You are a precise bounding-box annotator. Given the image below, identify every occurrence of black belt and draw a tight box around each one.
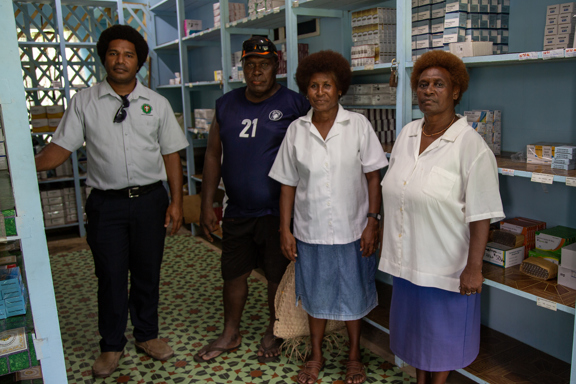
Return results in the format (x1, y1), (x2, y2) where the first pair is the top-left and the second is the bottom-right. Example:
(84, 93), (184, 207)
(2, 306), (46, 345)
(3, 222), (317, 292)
(94, 181), (163, 199)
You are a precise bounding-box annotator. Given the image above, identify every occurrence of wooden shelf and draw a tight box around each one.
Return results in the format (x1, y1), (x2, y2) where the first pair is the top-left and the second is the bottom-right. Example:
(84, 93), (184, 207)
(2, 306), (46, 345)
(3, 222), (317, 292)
(496, 155), (576, 182)
(483, 262), (576, 314)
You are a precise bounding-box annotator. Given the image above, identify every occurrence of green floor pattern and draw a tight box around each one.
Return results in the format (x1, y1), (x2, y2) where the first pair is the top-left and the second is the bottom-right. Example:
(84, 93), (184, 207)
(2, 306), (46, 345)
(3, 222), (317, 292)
(51, 234), (414, 384)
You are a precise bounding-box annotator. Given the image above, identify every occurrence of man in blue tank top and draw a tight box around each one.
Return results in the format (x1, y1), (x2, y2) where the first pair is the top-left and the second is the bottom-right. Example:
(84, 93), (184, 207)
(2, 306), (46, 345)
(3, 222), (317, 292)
(194, 37), (309, 364)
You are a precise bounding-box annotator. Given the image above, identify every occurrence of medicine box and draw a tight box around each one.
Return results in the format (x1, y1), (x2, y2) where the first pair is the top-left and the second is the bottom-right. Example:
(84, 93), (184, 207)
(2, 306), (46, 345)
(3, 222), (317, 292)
(558, 23), (576, 35)
(526, 142), (567, 164)
(183, 20), (202, 36)
(444, 12), (467, 28)
(499, 0), (510, 13)
(547, 4), (560, 16)
(558, 265), (576, 290)
(559, 13), (576, 25)
(449, 41), (493, 57)
(416, 34), (432, 48)
(431, 17), (445, 33)
(46, 105), (64, 118)
(500, 217), (546, 258)
(535, 226), (576, 257)
(560, 242), (576, 270)
(479, 0), (489, 13)
(484, 243), (525, 268)
(446, 0), (468, 13)
(443, 27), (466, 43)
(418, 5), (432, 20)
(560, 2), (576, 14)
(30, 106), (47, 119)
(528, 248), (560, 264)
(432, 2), (446, 18)
(420, 0), (432, 5)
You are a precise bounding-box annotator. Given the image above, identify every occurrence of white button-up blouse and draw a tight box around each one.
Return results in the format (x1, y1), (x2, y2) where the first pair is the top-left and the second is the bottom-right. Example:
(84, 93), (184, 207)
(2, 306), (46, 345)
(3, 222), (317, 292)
(378, 116), (505, 292)
(269, 105), (389, 245)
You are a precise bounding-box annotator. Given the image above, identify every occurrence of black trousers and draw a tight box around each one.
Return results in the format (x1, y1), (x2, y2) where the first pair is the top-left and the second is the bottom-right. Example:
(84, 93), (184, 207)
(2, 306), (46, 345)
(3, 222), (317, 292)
(85, 185), (168, 352)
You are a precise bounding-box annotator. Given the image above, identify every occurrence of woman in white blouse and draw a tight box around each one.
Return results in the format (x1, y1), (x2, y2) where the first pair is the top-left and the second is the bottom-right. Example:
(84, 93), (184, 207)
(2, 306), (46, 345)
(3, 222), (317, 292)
(269, 50), (388, 384)
(379, 50), (504, 384)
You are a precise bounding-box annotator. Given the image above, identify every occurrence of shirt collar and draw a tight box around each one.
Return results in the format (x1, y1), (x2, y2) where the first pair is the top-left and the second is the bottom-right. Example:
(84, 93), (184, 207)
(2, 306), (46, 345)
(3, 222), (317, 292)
(303, 104), (351, 141)
(98, 78), (150, 101)
(409, 114), (467, 141)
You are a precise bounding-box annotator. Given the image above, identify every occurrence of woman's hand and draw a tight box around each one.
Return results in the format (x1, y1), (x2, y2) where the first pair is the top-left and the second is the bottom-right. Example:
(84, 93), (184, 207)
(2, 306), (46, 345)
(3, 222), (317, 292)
(360, 218), (380, 257)
(459, 265), (483, 296)
(280, 227), (298, 262)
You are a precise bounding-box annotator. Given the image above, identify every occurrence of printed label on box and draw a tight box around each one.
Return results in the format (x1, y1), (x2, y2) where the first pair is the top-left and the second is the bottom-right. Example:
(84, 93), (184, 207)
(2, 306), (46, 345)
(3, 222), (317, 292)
(518, 52), (539, 60)
(566, 177), (576, 187)
(537, 298), (557, 311)
(531, 173), (554, 184)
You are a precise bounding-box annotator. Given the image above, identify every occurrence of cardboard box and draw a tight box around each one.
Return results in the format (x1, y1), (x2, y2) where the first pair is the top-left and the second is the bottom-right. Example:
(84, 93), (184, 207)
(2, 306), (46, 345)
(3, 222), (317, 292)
(560, 242), (576, 270)
(558, 265), (576, 290)
(529, 248), (560, 264)
(526, 142), (570, 164)
(445, 0), (468, 13)
(547, 4), (560, 16)
(184, 19), (202, 36)
(46, 105), (64, 118)
(500, 217), (546, 258)
(443, 27), (466, 43)
(536, 226), (576, 257)
(484, 243), (525, 267)
(444, 11), (467, 28)
(449, 41), (493, 57)
(560, 2), (576, 14)
(30, 105), (47, 119)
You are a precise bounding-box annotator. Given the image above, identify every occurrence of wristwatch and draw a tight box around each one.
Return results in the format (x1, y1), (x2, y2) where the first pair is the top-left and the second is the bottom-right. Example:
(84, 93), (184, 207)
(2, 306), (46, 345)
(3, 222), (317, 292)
(367, 213), (381, 221)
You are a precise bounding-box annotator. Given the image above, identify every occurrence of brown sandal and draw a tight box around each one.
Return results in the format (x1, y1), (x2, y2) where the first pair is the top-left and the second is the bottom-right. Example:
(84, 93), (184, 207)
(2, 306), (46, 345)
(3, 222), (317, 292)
(297, 358), (326, 384)
(345, 360), (366, 384)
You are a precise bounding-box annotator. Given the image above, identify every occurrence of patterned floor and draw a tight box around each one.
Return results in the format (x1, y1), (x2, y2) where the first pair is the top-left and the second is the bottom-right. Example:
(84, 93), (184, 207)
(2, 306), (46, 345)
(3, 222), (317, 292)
(50, 234), (414, 384)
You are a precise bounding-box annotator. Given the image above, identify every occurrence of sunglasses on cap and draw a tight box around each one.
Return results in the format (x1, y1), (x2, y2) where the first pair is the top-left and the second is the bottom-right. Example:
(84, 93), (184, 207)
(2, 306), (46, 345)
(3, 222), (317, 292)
(242, 37), (278, 59)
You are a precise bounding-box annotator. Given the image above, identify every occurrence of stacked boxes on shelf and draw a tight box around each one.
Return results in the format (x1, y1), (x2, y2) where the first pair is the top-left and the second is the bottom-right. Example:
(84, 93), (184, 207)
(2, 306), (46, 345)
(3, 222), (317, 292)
(193, 109), (215, 135)
(351, 7), (396, 67)
(30, 105), (64, 133)
(348, 108), (396, 144)
(277, 44), (309, 75)
(247, 0), (284, 17)
(465, 109), (501, 155)
(529, 226), (576, 264)
(552, 145), (576, 170)
(412, 0), (510, 61)
(214, 2), (246, 27)
(526, 142), (576, 167)
(543, 3), (576, 50)
(40, 187), (86, 227)
(341, 83), (397, 107)
(0, 267), (26, 319)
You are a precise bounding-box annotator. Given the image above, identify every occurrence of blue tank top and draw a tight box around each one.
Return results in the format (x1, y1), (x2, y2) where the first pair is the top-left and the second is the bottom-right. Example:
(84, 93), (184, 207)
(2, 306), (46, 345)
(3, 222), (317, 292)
(217, 85), (309, 218)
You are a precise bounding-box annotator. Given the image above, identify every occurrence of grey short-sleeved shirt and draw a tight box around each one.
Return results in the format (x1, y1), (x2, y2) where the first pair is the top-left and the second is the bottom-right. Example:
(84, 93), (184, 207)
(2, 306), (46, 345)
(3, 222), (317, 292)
(52, 79), (188, 190)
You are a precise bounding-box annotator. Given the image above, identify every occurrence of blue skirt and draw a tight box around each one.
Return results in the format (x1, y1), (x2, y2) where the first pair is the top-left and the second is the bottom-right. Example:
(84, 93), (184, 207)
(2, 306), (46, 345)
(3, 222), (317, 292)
(390, 277), (481, 372)
(295, 239), (378, 321)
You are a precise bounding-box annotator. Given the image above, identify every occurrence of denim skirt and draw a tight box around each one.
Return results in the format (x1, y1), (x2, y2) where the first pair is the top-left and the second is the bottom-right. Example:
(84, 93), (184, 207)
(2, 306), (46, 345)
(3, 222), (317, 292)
(390, 277), (481, 372)
(294, 239), (378, 321)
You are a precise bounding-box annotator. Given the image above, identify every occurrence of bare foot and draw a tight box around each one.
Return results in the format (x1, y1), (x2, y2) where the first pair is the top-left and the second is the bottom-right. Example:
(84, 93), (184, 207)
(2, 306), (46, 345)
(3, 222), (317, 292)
(193, 334), (241, 363)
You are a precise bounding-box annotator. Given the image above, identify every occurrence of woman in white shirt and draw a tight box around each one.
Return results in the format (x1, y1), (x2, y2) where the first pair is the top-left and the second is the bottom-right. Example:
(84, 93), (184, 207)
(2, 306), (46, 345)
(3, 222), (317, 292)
(379, 50), (504, 384)
(269, 50), (388, 384)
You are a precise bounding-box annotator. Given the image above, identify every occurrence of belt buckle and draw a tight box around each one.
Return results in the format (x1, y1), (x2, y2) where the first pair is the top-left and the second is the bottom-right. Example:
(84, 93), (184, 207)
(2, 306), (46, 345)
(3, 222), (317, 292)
(128, 187), (140, 198)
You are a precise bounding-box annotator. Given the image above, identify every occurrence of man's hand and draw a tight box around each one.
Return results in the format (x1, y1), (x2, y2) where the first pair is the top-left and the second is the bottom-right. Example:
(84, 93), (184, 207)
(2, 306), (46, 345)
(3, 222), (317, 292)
(200, 207), (219, 242)
(165, 202), (183, 235)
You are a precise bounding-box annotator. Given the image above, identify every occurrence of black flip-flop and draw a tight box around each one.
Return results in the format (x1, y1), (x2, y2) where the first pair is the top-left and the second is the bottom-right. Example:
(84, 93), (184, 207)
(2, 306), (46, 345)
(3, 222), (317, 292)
(193, 341), (241, 364)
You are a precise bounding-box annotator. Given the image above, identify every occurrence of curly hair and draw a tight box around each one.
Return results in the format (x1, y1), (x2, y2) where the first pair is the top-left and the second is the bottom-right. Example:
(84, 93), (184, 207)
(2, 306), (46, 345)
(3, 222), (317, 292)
(411, 50), (469, 105)
(295, 50), (352, 96)
(97, 24), (149, 71)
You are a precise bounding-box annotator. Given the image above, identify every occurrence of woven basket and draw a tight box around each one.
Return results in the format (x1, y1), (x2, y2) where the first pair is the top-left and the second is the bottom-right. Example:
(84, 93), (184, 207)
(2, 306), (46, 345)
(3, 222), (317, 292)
(273, 261), (345, 339)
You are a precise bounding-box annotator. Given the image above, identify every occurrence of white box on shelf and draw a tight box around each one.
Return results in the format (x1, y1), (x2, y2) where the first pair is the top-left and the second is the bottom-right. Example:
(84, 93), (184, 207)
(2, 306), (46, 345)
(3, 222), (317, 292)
(547, 15), (559, 26)
(484, 243), (525, 268)
(444, 11), (467, 29)
(558, 265), (576, 290)
(443, 27), (466, 43)
(561, 243), (576, 270)
(545, 25), (558, 36)
(560, 2), (576, 14)
(547, 4), (560, 16)
(449, 41), (493, 57)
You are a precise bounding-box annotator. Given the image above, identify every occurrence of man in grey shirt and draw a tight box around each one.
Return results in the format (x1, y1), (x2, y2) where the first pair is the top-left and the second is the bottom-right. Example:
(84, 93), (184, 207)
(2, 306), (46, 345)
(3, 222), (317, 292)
(35, 25), (188, 378)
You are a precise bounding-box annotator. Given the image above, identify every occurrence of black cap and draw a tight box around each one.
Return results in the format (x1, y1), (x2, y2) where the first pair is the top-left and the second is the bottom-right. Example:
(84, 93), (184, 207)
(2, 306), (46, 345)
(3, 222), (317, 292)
(241, 36), (278, 60)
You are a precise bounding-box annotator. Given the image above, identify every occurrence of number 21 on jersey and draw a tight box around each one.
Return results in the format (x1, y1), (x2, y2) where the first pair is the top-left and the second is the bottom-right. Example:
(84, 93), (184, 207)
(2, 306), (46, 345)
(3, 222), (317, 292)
(239, 118), (258, 138)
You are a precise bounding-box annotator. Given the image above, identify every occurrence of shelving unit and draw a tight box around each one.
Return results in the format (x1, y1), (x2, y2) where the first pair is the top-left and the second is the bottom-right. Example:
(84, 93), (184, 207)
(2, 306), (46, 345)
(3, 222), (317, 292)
(13, 0), (152, 237)
(149, 0), (576, 382)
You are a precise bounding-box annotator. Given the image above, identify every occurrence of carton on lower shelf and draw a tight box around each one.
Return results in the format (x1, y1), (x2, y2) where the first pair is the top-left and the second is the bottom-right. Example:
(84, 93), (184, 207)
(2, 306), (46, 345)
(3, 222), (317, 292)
(535, 226), (576, 258)
(558, 265), (576, 290)
(560, 242), (576, 270)
(483, 242), (525, 267)
(500, 217), (546, 258)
